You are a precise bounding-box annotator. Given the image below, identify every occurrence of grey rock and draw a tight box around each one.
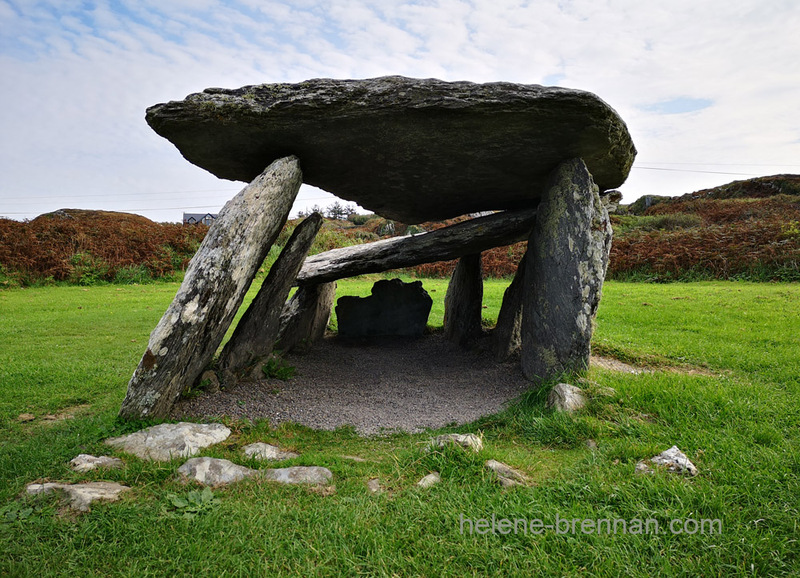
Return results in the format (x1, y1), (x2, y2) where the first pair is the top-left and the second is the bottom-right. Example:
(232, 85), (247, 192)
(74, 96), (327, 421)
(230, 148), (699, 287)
(146, 76), (635, 223)
(546, 383), (587, 413)
(276, 282), (336, 354)
(177, 457), (258, 485)
(242, 442), (299, 461)
(634, 461), (653, 475)
(417, 472), (441, 488)
(219, 213), (323, 374)
(69, 454), (124, 473)
(650, 445), (698, 476)
(119, 157), (302, 419)
(522, 158), (613, 381)
(199, 370), (220, 394)
(585, 439), (598, 450)
(428, 433), (484, 453)
(492, 252), (527, 361)
(105, 422), (231, 462)
(485, 459), (530, 487)
(336, 278), (432, 338)
(261, 466), (333, 485)
(366, 478), (382, 494)
(26, 481), (129, 512)
(443, 254), (484, 346)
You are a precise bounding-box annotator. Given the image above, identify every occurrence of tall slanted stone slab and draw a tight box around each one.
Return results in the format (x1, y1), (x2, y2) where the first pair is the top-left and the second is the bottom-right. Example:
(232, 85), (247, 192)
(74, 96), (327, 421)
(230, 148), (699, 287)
(521, 158), (612, 381)
(275, 282), (336, 354)
(218, 213), (323, 375)
(492, 252), (528, 361)
(443, 254), (484, 346)
(119, 156), (302, 419)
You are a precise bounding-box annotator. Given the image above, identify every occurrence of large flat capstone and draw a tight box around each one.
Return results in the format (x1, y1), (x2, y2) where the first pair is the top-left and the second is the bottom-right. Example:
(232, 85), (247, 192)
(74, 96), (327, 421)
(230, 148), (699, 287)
(146, 76), (636, 223)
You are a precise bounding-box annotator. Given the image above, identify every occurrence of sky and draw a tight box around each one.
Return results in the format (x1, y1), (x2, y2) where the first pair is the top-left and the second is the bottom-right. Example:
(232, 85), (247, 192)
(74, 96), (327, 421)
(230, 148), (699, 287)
(1, 0), (799, 223)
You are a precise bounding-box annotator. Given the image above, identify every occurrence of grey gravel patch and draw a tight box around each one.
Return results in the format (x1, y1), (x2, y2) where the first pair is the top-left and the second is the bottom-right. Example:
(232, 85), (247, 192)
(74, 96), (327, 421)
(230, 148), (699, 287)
(173, 334), (533, 435)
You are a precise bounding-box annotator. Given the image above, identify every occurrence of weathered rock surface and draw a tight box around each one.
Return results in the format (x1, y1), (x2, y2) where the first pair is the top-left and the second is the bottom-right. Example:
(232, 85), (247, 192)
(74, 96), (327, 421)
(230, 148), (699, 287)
(492, 252), (528, 361)
(178, 457), (257, 485)
(219, 212), (323, 374)
(443, 254), (484, 346)
(26, 481), (130, 512)
(261, 466), (333, 485)
(428, 433), (484, 453)
(485, 459), (530, 487)
(275, 282), (336, 354)
(70, 454), (124, 473)
(366, 478), (383, 494)
(105, 422), (231, 462)
(522, 158), (613, 380)
(119, 157), (302, 419)
(648, 445), (698, 476)
(336, 278), (432, 337)
(545, 383), (587, 413)
(417, 472), (441, 488)
(297, 208), (537, 285)
(146, 76), (635, 223)
(242, 442), (299, 461)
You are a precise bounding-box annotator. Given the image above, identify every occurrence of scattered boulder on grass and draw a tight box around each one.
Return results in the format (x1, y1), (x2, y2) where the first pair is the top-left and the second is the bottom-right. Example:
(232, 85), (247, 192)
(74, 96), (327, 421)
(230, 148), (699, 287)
(546, 383), (587, 413)
(178, 457), (258, 486)
(26, 481), (130, 512)
(105, 422), (231, 462)
(428, 433), (484, 453)
(638, 446), (698, 476)
(485, 459), (530, 487)
(417, 472), (442, 488)
(261, 466), (333, 486)
(242, 443), (299, 461)
(70, 454), (124, 473)
(367, 478), (383, 494)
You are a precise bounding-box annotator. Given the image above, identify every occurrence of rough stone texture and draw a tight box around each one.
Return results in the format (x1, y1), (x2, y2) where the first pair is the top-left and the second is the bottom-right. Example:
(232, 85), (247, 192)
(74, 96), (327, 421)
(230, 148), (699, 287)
(26, 481), (130, 512)
(416, 472), (441, 488)
(218, 213), (323, 374)
(428, 433), (483, 453)
(492, 252), (528, 361)
(649, 445), (698, 476)
(70, 454), (124, 473)
(119, 157), (302, 419)
(298, 208), (537, 285)
(275, 282), (336, 353)
(242, 442), (299, 461)
(177, 457), (258, 485)
(367, 478), (382, 494)
(485, 459), (530, 487)
(545, 383), (587, 413)
(105, 422), (231, 462)
(336, 278), (432, 338)
(146, 76), (636, 223)
(443, 254), (484, 346)
(199, 370), (221, 394)
(261, 466), (333, 485)
(521, 158), (613, 381)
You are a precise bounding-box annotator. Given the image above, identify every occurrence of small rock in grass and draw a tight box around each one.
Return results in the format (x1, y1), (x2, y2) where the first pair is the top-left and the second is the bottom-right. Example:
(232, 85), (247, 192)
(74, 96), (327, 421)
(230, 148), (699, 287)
(367, 478), (382, 494)
(70, 454), (124, 473)
(105, 422), (231, 462)
(546, 383), (587, 413)
(585, 439), (598, 450)
(417, 472), (441, 488)
(428, 433), (483, 453)
(634, 461), (653, 475)
(18, 413), (36, 422)
(340, 455), (368, 462)
(26, 481), (129, 512)
(178, 457), (258, 486)
(650, 445), (698, 476)
(485, 459), (530, 487)
(199, 370), (221, 394)
(261, 466), (333, 486)
(242, 442), (299, 461)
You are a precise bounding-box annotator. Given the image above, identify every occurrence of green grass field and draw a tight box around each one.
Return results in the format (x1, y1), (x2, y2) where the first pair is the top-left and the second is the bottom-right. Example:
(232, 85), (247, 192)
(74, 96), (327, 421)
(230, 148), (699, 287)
(1, 279), (799, 576)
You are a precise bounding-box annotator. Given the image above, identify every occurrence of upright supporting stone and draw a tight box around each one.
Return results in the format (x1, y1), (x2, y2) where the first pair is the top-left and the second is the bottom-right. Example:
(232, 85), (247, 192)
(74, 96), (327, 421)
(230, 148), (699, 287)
(521, 158), (612, 381)
(443, 253), (484, 346)
(492, 252), (528, 361)
(218, 213), (324, 376)
(275, 282), (336, 354)
(118, 156), (302, 419)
